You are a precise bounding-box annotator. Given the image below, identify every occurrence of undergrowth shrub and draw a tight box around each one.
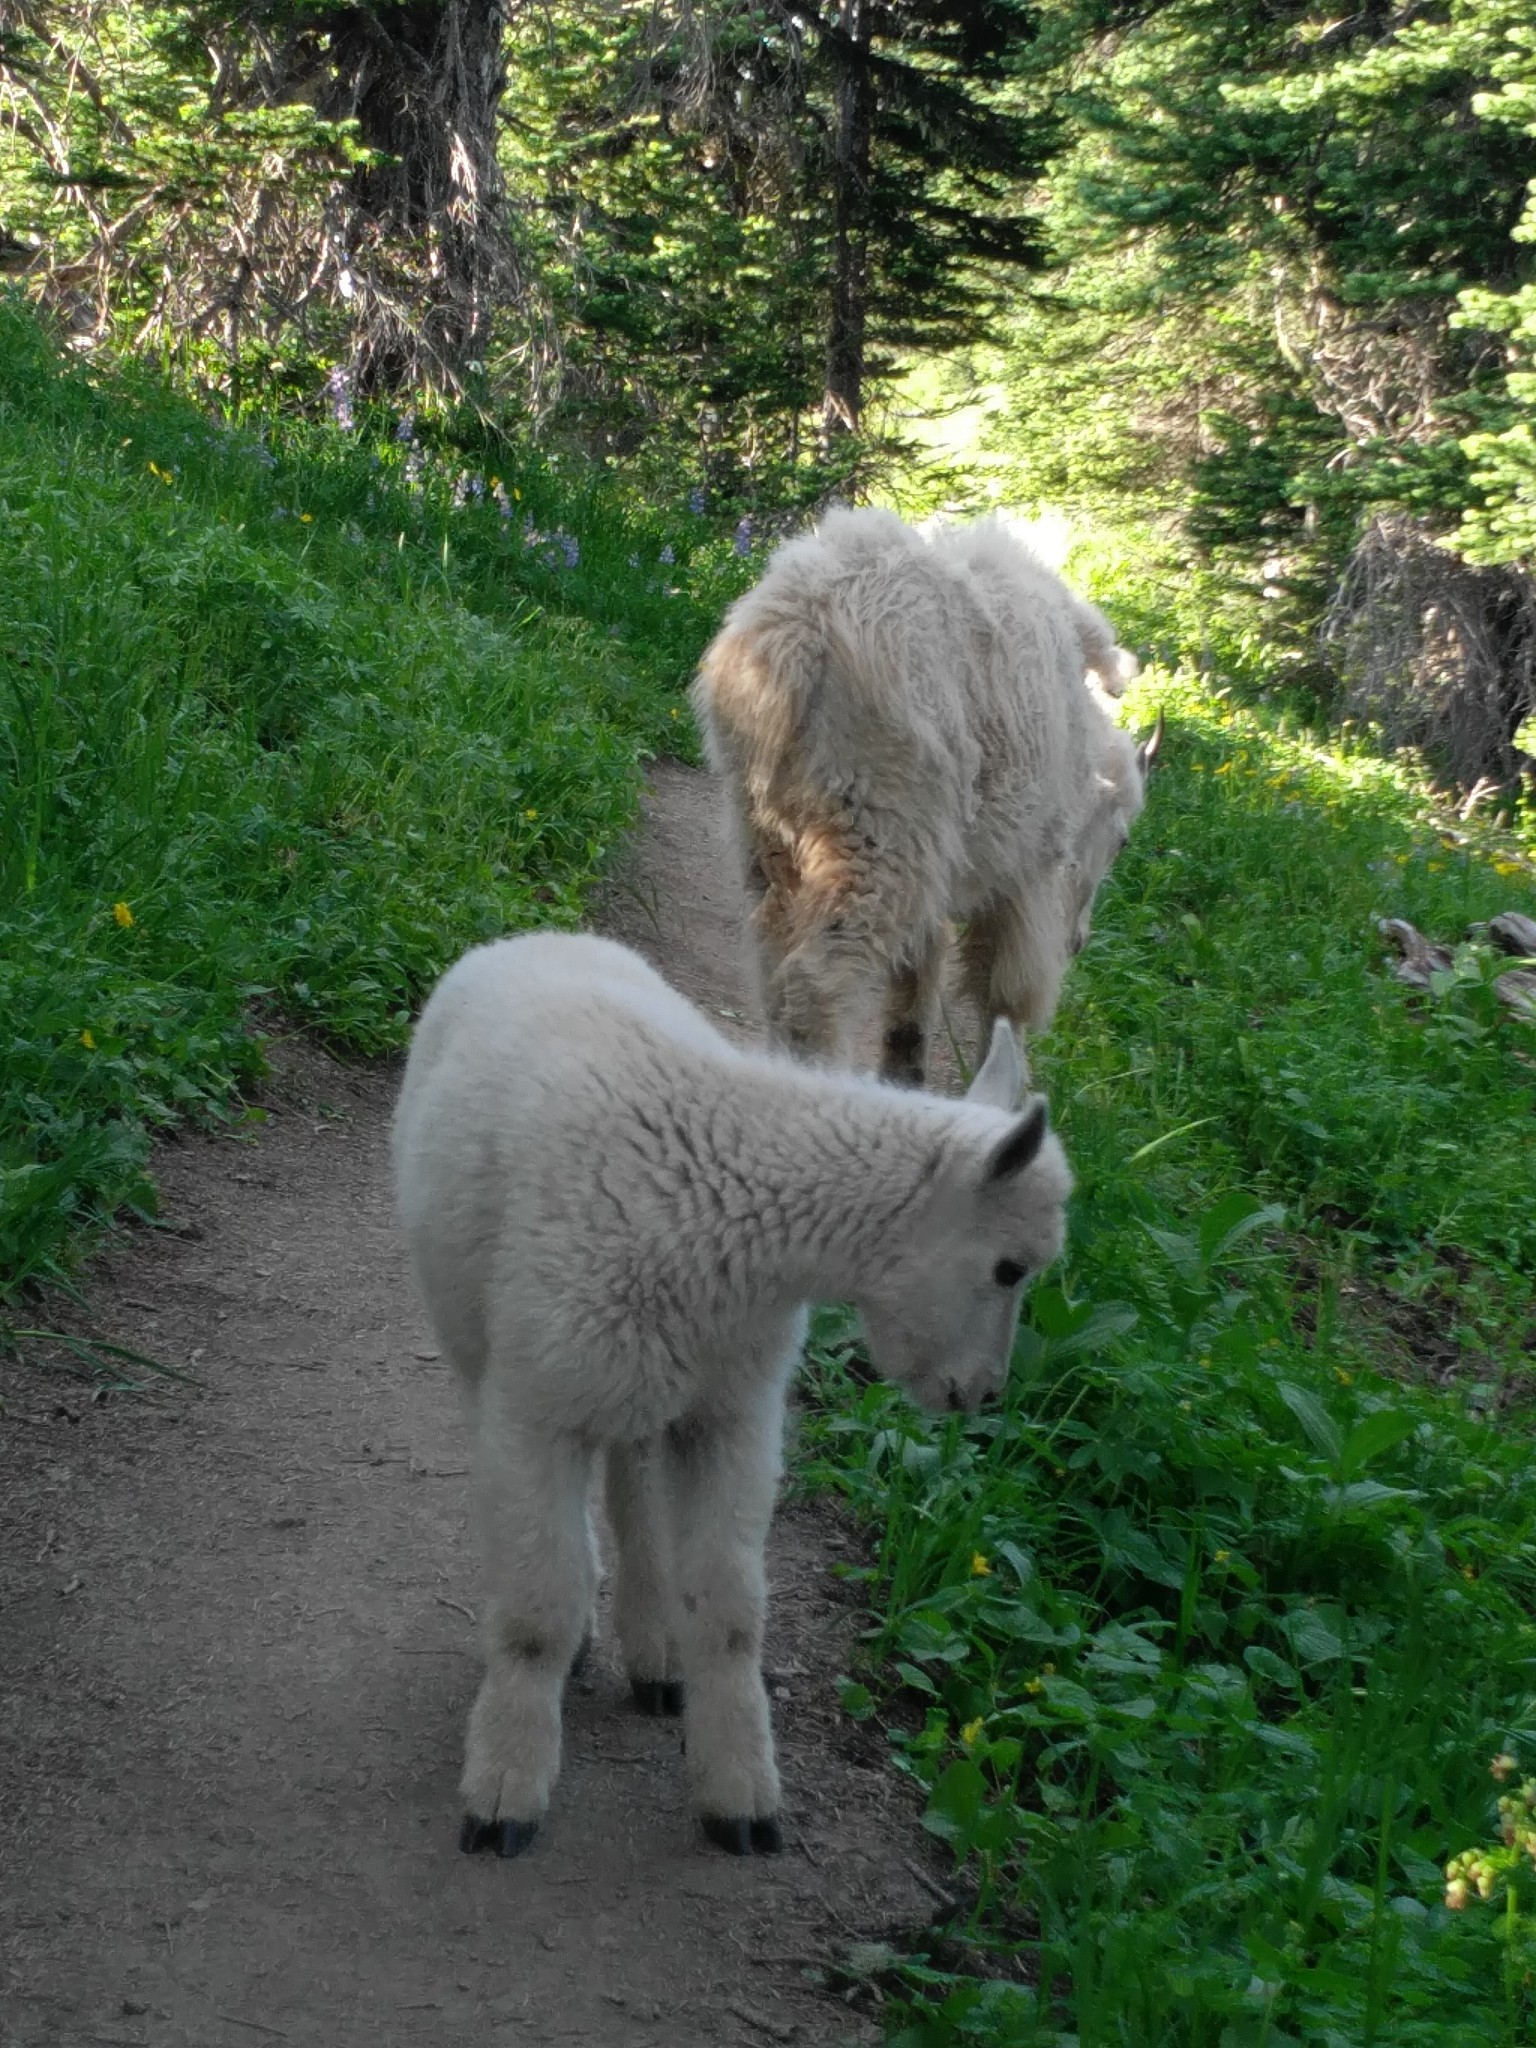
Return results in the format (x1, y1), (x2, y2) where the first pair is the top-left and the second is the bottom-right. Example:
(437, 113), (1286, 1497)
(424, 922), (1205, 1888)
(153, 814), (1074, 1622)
(0, 298), (748, 1298)
(798, 671), (1536, 2044)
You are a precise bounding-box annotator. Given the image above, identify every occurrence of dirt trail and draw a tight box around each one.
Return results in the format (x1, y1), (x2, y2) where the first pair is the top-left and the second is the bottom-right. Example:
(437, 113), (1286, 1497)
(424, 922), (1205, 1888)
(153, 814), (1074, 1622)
(0, 763), (943, 2048)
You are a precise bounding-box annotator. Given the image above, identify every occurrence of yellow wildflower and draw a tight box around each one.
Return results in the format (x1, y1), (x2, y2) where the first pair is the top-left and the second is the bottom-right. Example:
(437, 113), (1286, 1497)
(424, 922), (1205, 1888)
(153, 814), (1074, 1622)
(960, 1717), (984, 1748)
(670, 707), (680, 719)
(1492, 1753), (1518, 1783)
(1024, 1677), (1044, 1696)
(299, 513), (314, 524)
(80, 1029), (96, 1050)
(1334, 1367), (1353, 1385)
(112, 901), (134, 928)
(1213, 1549), (1230, 1564)
(524, 808), (539, 822)
(1493, 859), (1527, 879)
(969, 1552), (991, 1577)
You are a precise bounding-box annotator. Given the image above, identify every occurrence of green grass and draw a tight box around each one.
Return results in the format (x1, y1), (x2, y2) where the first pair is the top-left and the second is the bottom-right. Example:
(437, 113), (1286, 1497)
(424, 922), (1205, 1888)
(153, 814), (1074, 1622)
(796, 674), (1536, 2045)
(10, 297), (1536, 2036)
(0, 298), (746, 1301)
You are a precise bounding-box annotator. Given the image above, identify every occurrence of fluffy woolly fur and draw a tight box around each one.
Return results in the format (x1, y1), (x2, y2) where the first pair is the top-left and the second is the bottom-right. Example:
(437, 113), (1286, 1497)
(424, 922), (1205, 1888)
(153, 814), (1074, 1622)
(393, 932), (1073, 1859)
(692, 506), (1162, 1085)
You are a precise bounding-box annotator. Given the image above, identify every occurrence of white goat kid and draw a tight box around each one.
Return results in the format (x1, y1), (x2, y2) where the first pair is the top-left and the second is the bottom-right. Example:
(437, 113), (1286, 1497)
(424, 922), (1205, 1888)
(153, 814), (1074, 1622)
(693, 506), (1163, 1086)
(393, 932), (1072, 1859)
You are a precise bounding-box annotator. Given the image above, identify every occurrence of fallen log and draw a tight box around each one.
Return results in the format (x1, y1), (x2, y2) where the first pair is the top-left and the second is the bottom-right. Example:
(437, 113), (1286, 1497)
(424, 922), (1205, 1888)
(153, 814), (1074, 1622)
(1488, 911), (1536, 961)
(1376, 914), (1536, 1022)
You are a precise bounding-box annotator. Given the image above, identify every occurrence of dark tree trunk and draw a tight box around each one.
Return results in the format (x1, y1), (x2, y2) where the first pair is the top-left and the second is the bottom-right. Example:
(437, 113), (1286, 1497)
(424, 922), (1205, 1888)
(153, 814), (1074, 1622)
(822, 0), (873, 444)
(320, 0), (513, 389)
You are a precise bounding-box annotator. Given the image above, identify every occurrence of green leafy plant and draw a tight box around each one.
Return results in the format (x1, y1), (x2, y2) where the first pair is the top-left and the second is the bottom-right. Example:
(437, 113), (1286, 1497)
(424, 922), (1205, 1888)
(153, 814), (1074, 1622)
(0, 297), (750, 1299)
(795, 665), (1536, 2044)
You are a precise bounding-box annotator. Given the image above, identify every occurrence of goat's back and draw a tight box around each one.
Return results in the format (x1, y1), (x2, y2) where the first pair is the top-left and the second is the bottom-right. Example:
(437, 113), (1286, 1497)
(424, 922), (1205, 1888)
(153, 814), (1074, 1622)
(694, 507), (1119, 912)
(393, 934), (733, 1387)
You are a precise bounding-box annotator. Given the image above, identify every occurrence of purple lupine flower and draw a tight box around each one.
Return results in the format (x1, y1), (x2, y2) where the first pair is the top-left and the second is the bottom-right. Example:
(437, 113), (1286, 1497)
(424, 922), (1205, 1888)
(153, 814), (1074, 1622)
(395, 409), (417, 445)
(468, 473), (485, 502)
(733, 515), (754, 556)
(326, 364), (355, 432)
(559, 532), (579, 568)
(493, 481), (513, 519)
(658, 543), (676, 565)
(688, 485), (707, 514)
(452, 471), (469, 509)
(403, 446), (424, 489)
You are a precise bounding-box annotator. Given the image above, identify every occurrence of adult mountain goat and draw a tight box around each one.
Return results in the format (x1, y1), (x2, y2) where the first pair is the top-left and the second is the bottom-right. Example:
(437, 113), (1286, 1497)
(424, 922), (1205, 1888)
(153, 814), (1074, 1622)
(693, 507), (1162, 1084)
(394, 932), (1071, 1859)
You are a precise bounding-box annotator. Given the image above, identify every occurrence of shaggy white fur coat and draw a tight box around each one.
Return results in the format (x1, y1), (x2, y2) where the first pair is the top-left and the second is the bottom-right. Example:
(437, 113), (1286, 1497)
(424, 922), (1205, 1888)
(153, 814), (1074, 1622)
(693, 506), (1158, 1082)
(393, 931), (1072, 1857)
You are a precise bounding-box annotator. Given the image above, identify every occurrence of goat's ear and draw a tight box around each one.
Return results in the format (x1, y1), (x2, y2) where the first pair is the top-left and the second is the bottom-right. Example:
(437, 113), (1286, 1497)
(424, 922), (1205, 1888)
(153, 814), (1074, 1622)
(967, 1018), (1025, 1109)
(1137, 710), (1166, 776)
(985, 1098), (1049, 1182)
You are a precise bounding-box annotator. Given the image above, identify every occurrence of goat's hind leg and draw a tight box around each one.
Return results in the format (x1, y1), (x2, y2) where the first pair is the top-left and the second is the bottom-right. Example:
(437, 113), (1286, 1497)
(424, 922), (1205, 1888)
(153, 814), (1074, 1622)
(605, 1437), (683, 1716)
(771, 896), (894, 1073)
(880, 924), (948, 1087)
(460, 1395), (596, 1859)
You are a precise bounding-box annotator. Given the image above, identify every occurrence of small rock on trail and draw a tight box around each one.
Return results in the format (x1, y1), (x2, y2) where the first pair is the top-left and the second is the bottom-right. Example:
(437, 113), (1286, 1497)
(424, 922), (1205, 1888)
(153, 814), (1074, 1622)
(0, 761), (945, 2047)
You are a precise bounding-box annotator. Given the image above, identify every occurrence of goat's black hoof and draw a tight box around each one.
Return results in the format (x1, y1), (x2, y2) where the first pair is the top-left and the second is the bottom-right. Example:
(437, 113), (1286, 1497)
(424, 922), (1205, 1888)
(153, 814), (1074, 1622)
(631, 1676), (685, 1716)
(700, 1813), (783, 1856)
(459, 1813), (538, 1859)
(702, 1813), (753, 1855)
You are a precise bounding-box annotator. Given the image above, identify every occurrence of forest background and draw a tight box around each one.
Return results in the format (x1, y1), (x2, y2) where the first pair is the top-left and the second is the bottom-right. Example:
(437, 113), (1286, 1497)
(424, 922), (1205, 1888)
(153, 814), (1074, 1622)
(6, 4), (1536, 2045)
(5, 0), (1536, 785)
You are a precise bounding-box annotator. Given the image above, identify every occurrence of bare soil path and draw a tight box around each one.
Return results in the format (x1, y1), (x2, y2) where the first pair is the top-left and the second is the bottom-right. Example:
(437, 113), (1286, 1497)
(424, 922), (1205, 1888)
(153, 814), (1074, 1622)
(0, 763), (943, 2048)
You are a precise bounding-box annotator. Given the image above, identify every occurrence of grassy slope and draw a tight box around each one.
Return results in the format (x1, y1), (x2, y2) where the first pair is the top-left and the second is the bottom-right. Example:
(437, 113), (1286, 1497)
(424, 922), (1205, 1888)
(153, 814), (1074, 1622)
(801, 676), (1536, 2044)
(9, 300), (1536, 2039)
(0, 300), (741, 1300)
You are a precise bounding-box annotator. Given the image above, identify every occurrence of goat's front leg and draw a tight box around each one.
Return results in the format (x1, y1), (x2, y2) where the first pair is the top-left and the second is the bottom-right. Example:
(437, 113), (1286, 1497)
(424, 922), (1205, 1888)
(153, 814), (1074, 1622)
(605, 1437), (683, 1716)
(460, 1395), (596, 1859)
(665, 1381), (786, 1855)
(960, 891), (1064, 1053)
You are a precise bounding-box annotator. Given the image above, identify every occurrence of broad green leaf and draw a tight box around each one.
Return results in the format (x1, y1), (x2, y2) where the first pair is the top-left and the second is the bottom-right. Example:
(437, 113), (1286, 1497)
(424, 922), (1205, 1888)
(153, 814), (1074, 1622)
(1339, 1406), (1419, 1478)
(1276, 1381), (1343, 1464)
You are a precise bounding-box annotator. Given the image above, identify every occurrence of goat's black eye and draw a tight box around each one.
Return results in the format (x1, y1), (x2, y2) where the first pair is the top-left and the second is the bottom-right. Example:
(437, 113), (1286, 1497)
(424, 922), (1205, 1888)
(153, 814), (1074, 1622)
(994, 1258), (1026, 1288)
